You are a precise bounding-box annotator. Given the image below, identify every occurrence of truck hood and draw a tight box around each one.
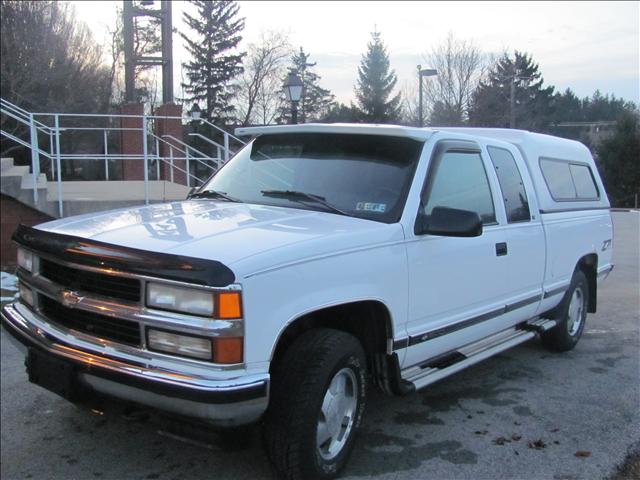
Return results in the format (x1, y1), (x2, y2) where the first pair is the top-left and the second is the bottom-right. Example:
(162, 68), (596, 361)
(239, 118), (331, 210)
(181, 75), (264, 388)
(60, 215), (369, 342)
(37, 201), (404, 278)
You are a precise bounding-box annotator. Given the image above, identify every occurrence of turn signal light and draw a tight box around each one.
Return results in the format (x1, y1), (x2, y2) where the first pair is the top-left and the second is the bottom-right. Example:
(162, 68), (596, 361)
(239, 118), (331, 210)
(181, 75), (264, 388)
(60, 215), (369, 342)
(213, 337), (243, 364)
(217, 292), (242, 319)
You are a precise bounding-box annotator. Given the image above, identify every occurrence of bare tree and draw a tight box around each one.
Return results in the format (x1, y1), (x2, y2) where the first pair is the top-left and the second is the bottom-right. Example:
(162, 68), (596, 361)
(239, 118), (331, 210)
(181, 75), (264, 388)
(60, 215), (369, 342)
(1, 1), (111, 156)
(236, 31), (292, 125)
(422, 33), (485, 126)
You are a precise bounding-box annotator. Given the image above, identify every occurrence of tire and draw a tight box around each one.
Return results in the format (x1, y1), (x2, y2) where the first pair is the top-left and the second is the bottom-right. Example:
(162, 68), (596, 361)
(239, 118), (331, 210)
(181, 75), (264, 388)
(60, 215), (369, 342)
(263, 328), (367, 480)
(541, 270), (589, 352)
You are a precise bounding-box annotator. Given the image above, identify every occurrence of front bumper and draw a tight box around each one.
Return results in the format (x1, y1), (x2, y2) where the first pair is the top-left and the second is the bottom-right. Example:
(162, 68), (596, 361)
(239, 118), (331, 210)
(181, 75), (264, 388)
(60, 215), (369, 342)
(1, 303), (269, 426)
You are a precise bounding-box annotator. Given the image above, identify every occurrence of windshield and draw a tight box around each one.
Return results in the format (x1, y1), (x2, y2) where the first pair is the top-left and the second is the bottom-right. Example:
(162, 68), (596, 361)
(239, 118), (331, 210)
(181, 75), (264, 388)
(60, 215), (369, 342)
(199, 133), (424, 223)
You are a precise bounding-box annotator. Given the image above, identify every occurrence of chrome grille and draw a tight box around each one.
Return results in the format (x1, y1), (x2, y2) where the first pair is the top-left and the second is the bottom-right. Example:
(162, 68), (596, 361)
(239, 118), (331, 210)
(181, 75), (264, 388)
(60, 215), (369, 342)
(39, 295), (141, 347)
(40, 258), (141, 302)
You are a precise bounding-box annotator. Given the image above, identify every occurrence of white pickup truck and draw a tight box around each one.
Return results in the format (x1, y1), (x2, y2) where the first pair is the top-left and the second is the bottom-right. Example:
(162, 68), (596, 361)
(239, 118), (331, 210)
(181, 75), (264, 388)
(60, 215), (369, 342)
(2, 124), (614, 479)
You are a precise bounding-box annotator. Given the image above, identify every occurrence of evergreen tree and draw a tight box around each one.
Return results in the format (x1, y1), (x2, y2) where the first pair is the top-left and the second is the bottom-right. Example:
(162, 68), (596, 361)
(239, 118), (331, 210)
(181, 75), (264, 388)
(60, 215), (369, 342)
(181, 1), (244, 124)
(469, 51), (554, 131)
(354, 31), (402, 123)
(322, 102), (360, 123)
(597, 111), (640, 207)
(277, 48), (334, 124)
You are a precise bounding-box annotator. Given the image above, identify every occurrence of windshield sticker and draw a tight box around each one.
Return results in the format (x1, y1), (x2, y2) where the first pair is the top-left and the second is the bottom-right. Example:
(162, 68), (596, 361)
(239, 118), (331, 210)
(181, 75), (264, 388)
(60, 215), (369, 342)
(356, 202), (387, 213)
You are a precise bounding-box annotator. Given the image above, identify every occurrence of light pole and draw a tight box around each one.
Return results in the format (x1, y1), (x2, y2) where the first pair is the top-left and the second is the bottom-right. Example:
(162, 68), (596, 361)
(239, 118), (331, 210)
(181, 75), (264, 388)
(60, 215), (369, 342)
(508, 75), (531, 128)
(283, 72), (303, 124)
(417, 65), (438, 128)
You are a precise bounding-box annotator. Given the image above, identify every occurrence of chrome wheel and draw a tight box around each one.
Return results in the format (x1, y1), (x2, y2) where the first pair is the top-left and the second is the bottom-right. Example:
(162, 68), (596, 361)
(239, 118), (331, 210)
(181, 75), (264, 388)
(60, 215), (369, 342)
(566, 287), (585, 336)
(316, 367), (358, 461)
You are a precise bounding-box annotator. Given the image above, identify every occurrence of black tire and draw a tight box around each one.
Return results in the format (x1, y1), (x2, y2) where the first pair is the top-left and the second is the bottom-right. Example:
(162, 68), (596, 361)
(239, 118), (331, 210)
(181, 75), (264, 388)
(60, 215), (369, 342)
(541, 270), (589, 352)
(263, 328), (367, 480)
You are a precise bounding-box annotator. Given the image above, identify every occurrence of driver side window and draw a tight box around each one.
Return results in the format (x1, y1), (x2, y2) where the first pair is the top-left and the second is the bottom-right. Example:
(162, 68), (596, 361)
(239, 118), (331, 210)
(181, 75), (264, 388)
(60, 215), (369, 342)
(423, 150), (496, 224)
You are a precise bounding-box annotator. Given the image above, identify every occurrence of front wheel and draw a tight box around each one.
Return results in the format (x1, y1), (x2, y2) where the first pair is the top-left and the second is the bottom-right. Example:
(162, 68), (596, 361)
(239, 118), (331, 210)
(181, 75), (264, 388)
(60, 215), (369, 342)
(541, 270), (589, 352)
(263, 329), (367, 480)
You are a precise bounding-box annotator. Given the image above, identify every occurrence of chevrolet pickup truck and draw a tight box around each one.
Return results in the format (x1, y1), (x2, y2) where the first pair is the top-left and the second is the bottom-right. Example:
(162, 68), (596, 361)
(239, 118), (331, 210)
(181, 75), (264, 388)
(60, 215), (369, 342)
(2, 124), (614, 479)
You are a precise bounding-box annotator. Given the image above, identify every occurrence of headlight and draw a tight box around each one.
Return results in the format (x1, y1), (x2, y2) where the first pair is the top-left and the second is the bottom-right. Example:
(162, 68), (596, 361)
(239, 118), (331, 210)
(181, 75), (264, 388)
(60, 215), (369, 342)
(17, 247), (34, 273)
(146, 282), (214, 316)
(147, 328), (213, 360)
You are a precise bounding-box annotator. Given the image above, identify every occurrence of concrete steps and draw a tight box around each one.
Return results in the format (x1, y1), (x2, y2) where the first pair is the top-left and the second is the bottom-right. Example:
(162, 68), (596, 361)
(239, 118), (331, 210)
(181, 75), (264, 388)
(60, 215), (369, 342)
(1, 157), (192, 218)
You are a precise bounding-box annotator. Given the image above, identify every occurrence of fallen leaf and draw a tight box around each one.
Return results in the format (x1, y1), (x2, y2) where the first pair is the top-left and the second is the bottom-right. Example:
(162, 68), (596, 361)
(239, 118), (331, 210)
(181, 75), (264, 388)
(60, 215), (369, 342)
(493, 436), (511, 445)
(474, 430), (488, 435)
(550, 428), (560, 433)
(528, 439), (546, 449)
(514, 421), (521, 426)
(511, 434), (522, 441)
(575, 451), (591, 458)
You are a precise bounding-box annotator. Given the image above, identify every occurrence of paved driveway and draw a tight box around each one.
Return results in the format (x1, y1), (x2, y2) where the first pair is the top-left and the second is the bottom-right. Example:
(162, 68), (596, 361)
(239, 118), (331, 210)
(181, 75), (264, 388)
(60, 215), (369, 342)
(1, 212), (638, 480)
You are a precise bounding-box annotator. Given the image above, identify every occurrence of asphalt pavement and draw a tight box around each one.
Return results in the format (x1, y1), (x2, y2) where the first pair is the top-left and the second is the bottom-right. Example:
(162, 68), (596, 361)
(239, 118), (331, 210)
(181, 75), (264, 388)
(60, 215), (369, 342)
(1, 211), (638, 480)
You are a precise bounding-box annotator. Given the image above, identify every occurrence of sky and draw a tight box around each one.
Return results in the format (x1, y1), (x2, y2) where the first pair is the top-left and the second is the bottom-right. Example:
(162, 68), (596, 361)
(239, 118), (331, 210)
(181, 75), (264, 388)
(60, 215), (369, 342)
(70, 1), (640, 105)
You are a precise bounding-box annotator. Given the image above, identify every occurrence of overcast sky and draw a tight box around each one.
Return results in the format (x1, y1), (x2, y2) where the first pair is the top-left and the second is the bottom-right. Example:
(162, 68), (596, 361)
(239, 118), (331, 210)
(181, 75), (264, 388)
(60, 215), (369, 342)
(71, 1), (639, 105)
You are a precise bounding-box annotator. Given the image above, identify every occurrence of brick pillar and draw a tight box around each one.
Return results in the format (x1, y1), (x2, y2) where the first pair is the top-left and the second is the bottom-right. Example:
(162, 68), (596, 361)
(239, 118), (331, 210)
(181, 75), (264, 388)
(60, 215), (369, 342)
(155, 103), (186, 185)
(120, 103), (145, 180)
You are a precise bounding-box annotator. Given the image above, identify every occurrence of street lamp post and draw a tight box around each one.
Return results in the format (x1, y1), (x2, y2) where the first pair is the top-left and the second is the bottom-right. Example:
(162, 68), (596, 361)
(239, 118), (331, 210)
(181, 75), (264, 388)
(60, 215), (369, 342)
(283, 72), (303, 124)
(417, 65), (438, 128)
(189, 102), (202, 123)
(508, 75), (531, 128)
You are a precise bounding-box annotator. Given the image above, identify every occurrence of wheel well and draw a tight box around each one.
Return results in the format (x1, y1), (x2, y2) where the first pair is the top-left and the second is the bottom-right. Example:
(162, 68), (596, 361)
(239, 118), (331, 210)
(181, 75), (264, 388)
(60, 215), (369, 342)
(577, 254), (597, 313)
(270, 301), (392, 376)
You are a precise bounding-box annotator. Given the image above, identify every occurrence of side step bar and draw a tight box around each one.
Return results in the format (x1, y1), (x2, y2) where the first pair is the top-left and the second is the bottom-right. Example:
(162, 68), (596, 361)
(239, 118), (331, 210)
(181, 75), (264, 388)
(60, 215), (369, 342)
(402, 319), (557, 392)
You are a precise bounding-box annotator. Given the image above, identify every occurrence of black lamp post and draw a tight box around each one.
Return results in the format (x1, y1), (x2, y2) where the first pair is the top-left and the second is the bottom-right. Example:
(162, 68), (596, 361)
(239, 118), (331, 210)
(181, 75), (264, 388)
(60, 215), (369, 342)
(283, 72), (303, 124)
(189, 103), (202, 123)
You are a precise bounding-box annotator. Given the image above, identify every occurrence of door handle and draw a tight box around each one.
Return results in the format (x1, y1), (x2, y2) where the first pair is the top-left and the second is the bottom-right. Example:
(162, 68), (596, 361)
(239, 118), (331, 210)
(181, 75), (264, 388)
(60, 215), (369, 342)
(496, 242), (508, 256)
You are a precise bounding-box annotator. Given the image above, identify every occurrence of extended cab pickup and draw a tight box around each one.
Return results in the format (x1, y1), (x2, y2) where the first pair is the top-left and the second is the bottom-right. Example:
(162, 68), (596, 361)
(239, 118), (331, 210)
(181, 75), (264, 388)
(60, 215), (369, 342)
(2, 124), (614, 479)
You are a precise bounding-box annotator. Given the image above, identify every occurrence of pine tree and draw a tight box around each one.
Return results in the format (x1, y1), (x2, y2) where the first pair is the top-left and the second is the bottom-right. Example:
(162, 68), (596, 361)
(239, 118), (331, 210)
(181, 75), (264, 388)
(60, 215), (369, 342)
(354, 31), (402, 123)
(277, 48), (334, 124)
(469, 51), (554, 131)
(597, 111), (640, 207)
(181, 1), (245, 124)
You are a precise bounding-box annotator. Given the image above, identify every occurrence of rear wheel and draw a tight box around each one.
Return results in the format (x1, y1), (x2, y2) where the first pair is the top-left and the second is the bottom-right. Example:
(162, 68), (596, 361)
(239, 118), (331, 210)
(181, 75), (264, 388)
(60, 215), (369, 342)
(263, 328), (366, 480)
(542, 270), (589, 352)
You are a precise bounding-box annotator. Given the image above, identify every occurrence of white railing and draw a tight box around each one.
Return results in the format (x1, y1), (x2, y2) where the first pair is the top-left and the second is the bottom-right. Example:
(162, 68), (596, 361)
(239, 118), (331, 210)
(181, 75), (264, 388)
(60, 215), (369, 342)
(0, 98), (247, 217)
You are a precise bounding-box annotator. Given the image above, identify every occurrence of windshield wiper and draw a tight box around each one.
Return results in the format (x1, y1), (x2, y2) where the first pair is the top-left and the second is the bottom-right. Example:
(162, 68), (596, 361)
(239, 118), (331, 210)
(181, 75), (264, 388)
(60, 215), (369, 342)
(188, 190), (241, 202)
(261, 190), (350, 216)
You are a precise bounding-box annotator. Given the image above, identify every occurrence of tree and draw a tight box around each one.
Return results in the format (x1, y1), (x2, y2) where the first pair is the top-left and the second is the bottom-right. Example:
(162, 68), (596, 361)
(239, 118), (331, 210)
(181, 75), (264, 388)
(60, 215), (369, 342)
(181, 1), (245, 124)
(354, 31), (402, 123)
(597, 111), (640, 207)
(236, 31), (291, 126)
(422, 33), (485, 126)
(1, 1), (111, 155)
(277, 48), (335, 124)
(322, 102), (360, 123)
(469, 51), (555, 131)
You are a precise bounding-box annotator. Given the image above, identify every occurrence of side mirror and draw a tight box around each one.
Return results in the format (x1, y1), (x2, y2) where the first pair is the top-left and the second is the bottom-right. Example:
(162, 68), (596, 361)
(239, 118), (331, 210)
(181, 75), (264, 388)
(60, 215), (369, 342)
(415, 206), (483, 237)
(187, 187), (197, 199)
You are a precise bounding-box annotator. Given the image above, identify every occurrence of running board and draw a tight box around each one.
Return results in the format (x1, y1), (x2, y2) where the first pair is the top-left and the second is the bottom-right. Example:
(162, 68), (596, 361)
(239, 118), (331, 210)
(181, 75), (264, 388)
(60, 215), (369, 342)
(402, 319), (557, 392)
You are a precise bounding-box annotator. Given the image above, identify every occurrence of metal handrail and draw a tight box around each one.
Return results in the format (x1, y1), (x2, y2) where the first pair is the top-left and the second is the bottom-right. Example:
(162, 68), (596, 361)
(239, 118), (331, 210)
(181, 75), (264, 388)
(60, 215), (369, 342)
(1, 96), (238, 218)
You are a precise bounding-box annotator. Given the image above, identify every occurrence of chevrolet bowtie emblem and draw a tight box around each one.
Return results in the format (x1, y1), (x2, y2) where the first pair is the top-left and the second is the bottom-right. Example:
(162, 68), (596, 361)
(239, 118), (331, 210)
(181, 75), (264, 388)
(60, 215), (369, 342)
(61, 290), (83, 307)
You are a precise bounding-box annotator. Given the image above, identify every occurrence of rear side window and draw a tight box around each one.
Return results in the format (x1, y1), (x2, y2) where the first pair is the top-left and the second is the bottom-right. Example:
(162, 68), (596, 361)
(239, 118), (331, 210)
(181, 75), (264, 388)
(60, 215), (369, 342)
(423, 150), (496, 224)
(569, 164), (599, 199)
(540, 158), (599, 201)
(487, 146), (531, 223)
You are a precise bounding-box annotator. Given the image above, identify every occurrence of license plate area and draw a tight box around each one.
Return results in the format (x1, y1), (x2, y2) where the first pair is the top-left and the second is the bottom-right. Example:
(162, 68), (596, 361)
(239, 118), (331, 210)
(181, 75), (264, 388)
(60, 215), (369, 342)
(26, 349), (81, 401)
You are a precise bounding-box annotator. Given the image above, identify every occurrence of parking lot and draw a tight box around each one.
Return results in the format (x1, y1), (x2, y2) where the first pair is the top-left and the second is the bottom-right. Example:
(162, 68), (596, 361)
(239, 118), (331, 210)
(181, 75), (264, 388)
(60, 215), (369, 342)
(1, 211), (638, 480)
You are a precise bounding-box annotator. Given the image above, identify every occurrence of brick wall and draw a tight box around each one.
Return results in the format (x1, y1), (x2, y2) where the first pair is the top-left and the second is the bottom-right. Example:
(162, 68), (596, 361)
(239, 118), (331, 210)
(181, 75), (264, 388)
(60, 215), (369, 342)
(120, 103), (145, 181)
(1, 195), (53, 268)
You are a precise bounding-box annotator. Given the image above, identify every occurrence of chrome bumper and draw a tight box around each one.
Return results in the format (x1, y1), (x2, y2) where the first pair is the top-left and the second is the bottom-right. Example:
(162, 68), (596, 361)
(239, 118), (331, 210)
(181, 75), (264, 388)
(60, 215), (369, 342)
(1, 303), (269, 426)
